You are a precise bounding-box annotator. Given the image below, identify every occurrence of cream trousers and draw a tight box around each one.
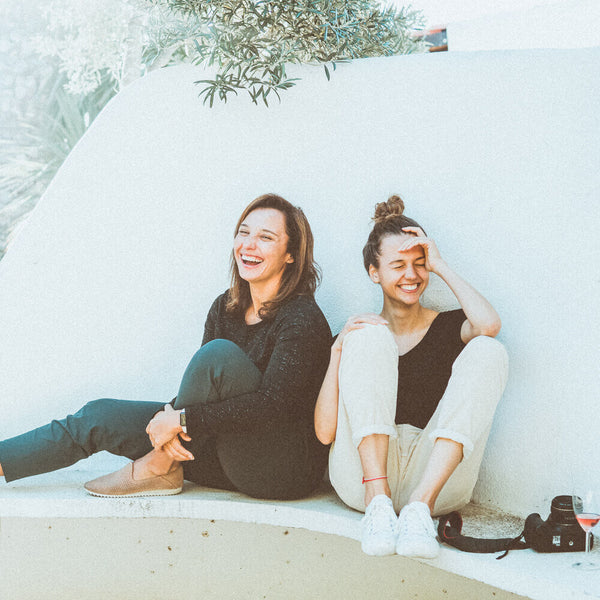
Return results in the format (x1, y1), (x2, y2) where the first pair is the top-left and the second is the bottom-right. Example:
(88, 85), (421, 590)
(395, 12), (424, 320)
(328, 324), (508, 516)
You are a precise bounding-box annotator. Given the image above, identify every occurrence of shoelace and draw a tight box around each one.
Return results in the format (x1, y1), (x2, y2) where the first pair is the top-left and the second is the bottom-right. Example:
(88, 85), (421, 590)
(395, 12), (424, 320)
(363, 500), (397, 534)
(398, 504), (435, 537)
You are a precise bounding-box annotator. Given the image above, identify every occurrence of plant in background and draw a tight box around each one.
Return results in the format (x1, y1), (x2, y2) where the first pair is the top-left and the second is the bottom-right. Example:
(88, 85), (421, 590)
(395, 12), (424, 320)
(0, 69), (117, 226)
(0, 0), (197, 258)
(33, 0), (201, 94)
(152, 0), (425, 105)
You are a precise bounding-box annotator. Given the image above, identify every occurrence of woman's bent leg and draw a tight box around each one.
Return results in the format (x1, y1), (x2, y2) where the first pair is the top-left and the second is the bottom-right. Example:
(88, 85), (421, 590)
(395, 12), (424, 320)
(396, 336), (509, 516)
(0, 399), (161, 482)
(171, 340), (327, 499)
(173, 339), (262, 411)
(169, 339), (262, 488)
(328, 325), (399, 513)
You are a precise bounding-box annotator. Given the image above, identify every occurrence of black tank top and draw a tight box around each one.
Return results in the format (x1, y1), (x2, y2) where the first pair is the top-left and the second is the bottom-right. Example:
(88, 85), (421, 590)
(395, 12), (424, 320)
(395, 309), (466, 429)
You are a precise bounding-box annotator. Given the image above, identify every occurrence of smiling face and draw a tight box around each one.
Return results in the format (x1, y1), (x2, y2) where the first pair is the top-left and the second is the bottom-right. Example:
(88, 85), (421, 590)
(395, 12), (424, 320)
(368, 233), (429, 305)
(233, 207), (294, 291)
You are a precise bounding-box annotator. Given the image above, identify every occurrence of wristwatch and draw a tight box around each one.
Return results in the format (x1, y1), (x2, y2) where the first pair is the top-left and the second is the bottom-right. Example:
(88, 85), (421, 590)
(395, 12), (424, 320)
(179, 408), (187, 434)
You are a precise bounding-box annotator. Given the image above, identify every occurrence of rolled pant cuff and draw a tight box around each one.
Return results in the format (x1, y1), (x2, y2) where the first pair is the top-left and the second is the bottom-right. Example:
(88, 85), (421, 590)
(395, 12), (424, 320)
(428, 428), (474, 459)
(352, 425), (398, 448)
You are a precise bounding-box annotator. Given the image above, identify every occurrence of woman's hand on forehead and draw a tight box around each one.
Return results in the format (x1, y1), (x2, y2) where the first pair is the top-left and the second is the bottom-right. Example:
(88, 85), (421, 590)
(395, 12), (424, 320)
(398, 227), (443, 271)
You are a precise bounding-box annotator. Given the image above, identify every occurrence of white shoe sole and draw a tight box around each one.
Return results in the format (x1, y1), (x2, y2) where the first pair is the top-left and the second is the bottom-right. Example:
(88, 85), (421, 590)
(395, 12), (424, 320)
(85, 486), (183, 498)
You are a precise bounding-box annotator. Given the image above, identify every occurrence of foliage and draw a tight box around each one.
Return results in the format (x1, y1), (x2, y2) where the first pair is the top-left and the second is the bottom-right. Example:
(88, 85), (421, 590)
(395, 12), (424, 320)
(150, 0), (425, 105)
(0, 0), (196, 256)
(0, 68), (117, 223)
(33, 0), (200, 95)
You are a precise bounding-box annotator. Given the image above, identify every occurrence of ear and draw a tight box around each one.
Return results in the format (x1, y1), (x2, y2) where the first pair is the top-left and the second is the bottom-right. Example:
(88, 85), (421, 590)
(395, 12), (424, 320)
(286, 253), (294, 264)
(368, 264), (380, 284)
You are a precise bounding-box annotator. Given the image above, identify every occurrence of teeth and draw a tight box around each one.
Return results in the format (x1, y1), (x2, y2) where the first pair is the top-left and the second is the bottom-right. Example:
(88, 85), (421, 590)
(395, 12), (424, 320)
(400, 284), (418, 290)
(241, 254), (262, 264)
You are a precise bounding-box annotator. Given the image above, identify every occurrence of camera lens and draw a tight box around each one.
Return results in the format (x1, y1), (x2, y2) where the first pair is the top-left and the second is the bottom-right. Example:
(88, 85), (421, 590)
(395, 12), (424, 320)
(550, 495), (578, 525)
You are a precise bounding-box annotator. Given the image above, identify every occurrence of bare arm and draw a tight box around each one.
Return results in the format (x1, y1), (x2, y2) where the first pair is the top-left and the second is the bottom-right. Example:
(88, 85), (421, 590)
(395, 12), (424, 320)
(314, 313), (388, 444)
(432, 260), (501, 342)
(314, 345), (342, 445)
(400, 227), (501, 343)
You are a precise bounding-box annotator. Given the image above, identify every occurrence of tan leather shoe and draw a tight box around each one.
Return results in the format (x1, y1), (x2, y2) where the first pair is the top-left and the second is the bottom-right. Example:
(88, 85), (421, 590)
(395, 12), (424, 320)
(84, 462), (183, 497)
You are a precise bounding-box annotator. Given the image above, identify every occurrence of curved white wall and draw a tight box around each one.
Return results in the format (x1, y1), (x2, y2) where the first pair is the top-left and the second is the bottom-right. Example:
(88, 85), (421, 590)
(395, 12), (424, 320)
(0, 49), (598, 516)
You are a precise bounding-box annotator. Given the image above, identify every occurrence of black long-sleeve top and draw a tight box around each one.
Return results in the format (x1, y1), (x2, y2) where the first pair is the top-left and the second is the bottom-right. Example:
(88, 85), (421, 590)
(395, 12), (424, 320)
(185, 291), (332, 436)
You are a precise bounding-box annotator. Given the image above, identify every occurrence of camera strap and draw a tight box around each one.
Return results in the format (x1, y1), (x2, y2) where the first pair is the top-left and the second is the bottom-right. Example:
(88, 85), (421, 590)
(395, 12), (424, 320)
(437, 511), (529, 559)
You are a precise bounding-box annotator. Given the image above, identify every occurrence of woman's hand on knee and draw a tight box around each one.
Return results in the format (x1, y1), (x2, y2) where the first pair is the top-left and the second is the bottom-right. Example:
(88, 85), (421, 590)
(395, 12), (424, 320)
(334, 313), (388, 352)
(146, 404), (185, 449)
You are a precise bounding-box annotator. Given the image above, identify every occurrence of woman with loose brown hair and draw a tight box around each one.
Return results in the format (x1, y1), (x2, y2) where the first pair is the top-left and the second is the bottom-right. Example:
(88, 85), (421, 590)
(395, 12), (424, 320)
(315, 195), (508, 557)
(0, 194), (331, 501)
(226, 193), (320, 319)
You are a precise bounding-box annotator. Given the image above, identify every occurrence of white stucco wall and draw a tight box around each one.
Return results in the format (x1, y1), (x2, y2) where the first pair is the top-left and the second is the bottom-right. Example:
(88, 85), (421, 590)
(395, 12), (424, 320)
(0, 48), (598, 517)
(447, 0), (600, 51)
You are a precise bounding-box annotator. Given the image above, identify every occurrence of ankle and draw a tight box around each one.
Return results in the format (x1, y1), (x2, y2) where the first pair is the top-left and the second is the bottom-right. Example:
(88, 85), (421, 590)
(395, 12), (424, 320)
(407, 493), (434, 514)
(364, 479), (391, 507)
(134, 451), (175, 478)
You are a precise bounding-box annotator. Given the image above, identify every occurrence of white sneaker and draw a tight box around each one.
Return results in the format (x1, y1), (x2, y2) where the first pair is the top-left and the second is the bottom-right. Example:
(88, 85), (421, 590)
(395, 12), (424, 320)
(395, 501), (439, 558)
(361, 494), (398, 556)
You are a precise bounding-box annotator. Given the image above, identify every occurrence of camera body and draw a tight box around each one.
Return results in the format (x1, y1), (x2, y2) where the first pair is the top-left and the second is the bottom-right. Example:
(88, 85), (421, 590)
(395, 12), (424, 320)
(524, 495), (590, 553)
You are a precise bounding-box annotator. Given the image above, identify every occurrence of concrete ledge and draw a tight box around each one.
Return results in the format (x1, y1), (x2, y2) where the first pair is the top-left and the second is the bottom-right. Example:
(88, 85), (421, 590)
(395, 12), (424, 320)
(1, 470), (599, 600)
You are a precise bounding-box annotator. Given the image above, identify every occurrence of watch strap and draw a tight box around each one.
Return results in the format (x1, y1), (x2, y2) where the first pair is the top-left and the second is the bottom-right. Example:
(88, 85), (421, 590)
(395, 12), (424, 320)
(179, 408), (187, 434)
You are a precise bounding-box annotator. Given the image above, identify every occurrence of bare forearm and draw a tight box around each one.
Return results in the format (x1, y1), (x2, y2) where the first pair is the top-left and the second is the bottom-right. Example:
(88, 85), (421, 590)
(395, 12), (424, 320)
(314, 348), (342, 445)
(432, 260), (501, 340)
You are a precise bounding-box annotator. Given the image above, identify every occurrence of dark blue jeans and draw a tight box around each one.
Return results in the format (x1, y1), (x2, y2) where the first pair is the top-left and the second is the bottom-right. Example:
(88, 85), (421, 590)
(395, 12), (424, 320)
(0, 340), (327, 500)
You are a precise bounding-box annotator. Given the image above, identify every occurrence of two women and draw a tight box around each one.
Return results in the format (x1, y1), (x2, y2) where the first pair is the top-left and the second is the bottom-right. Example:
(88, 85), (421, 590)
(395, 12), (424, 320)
(0, 194), (331, 501)
(1, 193), (507, 561)
(314, 196), (508, 558)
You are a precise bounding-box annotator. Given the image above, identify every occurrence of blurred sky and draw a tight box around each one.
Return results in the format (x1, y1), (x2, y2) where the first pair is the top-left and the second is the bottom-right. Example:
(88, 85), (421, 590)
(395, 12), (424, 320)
(401, 0), (568, 27)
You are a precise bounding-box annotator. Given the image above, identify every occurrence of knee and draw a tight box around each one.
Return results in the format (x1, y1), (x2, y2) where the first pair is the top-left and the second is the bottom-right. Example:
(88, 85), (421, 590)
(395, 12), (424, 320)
(460, 336), (509, 388)
(465, 335), (508, 365)
(340, 325), (398, 388)
(181, 340), (246, 386)
(76, 398), (116, 423)
(345, 323), (393, 346)
(68, 399), (122, 448)
(189, 339), (242, 368)
(343, 324), (396, 359)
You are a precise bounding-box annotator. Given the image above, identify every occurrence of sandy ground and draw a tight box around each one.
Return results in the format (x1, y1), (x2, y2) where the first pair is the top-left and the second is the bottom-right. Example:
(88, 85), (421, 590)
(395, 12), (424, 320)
(0, 516), (529, 600)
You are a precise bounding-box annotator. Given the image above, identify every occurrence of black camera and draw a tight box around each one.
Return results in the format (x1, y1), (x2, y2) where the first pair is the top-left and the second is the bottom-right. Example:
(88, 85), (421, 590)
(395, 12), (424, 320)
(524, 495), (590, 553)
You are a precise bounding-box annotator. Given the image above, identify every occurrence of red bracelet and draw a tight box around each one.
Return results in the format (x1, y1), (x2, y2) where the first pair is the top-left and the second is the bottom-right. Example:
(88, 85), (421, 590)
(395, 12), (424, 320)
(362, 475), (388, 484)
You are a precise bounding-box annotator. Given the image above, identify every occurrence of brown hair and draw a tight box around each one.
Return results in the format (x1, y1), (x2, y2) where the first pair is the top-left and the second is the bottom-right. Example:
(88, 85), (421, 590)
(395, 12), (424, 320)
(362, 195), (426, 272)
(226, 193), (321, 318)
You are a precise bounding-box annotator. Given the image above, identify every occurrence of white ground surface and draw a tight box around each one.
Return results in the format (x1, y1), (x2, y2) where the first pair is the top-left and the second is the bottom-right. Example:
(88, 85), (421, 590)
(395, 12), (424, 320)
(1, 470), (599, 600)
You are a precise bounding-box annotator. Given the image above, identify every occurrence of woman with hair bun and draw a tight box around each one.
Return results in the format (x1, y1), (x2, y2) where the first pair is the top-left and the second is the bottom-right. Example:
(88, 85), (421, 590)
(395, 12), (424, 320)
(314, 196), (508, 557)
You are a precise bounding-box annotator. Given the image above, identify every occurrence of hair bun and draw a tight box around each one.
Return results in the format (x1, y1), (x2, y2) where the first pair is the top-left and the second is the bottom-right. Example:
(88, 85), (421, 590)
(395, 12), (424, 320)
(373, 195), (405, 223)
